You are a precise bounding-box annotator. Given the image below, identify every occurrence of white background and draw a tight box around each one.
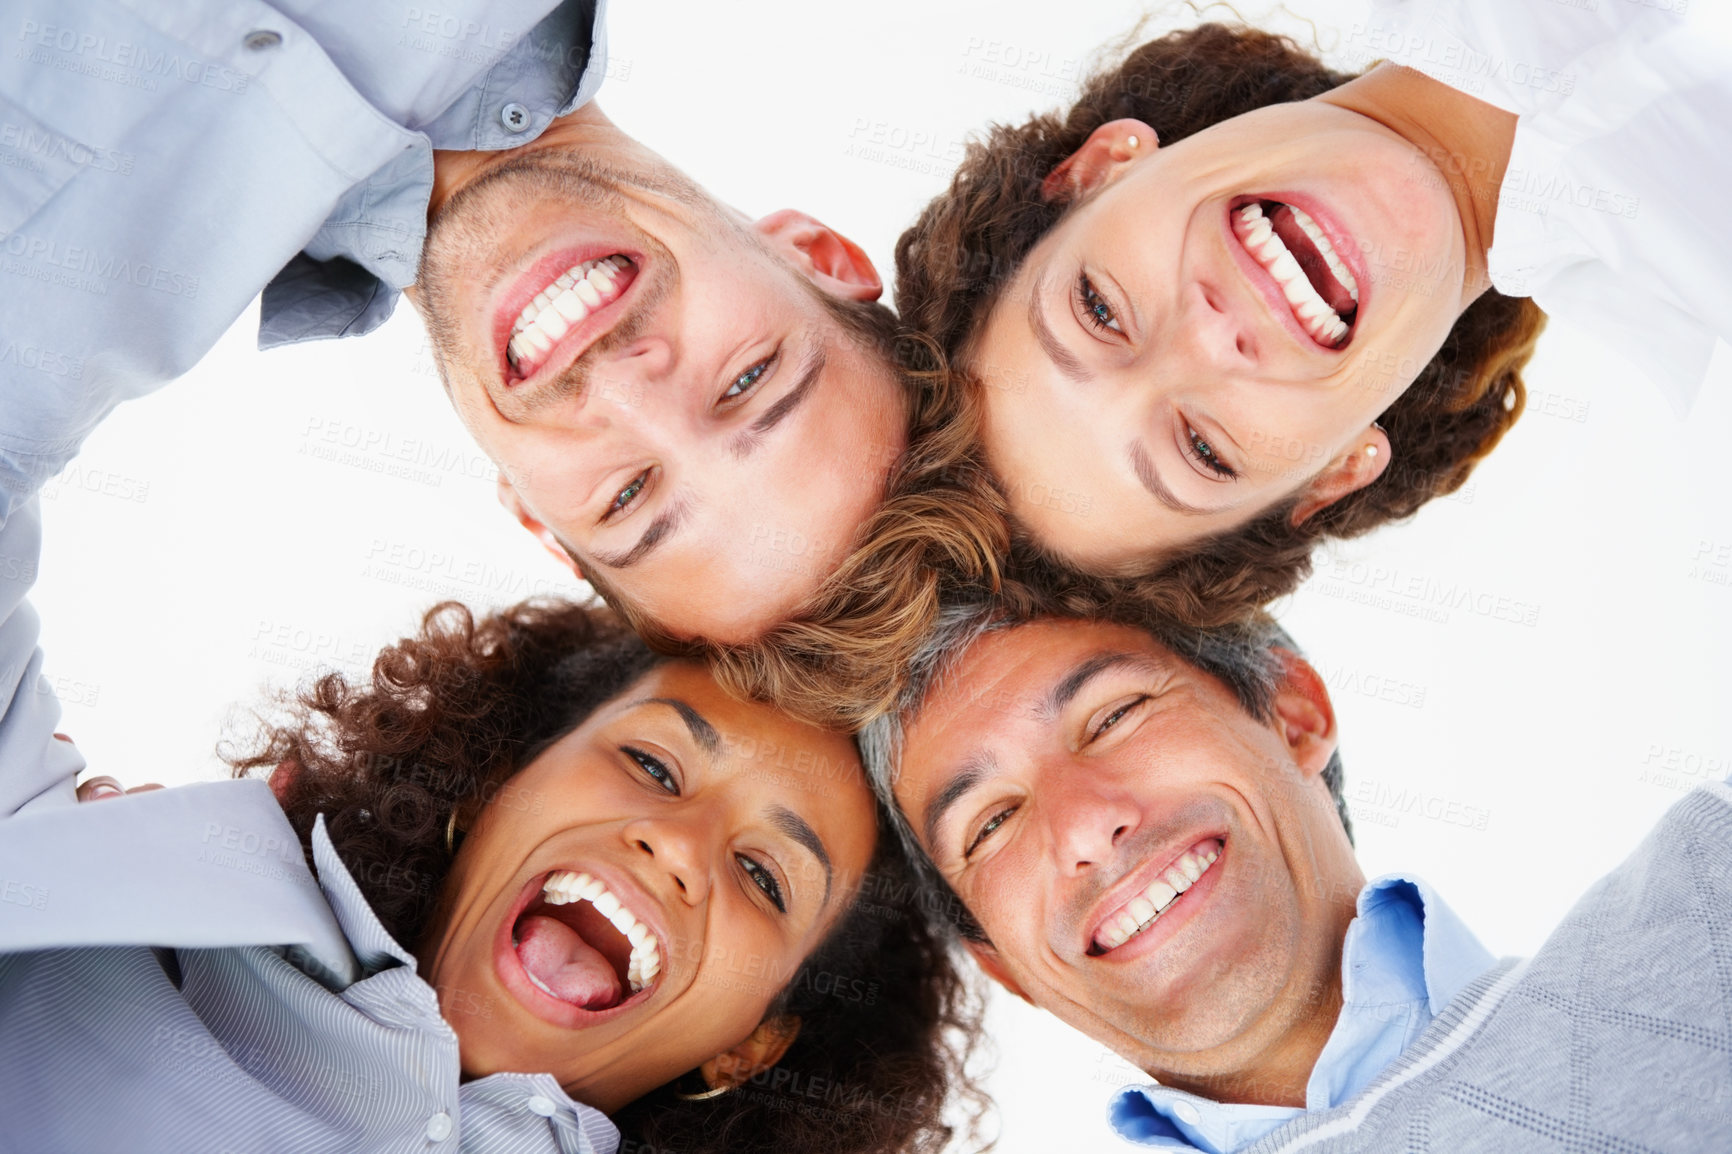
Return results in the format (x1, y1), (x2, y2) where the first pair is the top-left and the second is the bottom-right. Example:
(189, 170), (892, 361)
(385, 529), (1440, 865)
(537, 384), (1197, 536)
(31, 1), (1732, 1150)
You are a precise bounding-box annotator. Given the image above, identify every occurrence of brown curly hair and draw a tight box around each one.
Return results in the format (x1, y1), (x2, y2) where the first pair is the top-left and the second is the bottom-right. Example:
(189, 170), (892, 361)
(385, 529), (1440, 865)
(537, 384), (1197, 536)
(891, 22), (1547, 629)
(228, 598), (987, 1154)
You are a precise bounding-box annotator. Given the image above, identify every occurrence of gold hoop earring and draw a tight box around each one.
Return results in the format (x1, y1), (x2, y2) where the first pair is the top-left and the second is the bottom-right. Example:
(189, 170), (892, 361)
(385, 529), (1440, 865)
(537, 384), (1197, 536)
(445, 808), (461, 855)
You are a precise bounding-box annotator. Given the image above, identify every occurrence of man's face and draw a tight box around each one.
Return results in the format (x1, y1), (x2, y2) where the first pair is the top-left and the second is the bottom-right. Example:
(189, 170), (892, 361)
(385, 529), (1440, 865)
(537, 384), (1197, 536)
(415, 114), (906, 643)
(892, 619), (1363, 1085)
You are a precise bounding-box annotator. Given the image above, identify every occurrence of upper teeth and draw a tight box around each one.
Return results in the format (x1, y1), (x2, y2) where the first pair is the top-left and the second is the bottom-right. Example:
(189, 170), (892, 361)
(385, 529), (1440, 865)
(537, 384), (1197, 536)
(506, 257), (630, 374)
(1095, 840), (1222, 952)
(541, 869), (661, 992)
(1233, 203), (1356, 347)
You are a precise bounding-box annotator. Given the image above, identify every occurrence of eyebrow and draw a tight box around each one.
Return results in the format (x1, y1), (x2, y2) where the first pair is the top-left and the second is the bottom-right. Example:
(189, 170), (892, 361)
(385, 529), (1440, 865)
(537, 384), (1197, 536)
(768, 805), (833, 904)
(1129, 441), (1215, 516)
(1027, 276), (1093, 384)
(1042, 651), (1165, 719)
(921, 752), (995, 854)
(731, 343), (827, 459)
(588, 498), (690, 570)
(641, 697), (720, 757)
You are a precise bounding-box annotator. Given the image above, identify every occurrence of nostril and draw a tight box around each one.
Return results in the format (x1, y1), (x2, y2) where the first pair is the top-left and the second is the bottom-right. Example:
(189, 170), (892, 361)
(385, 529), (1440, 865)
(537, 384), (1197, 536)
(636, 839), (653, 855)
(1112, 824), (1130, 844)
(1236, 335), (1251, 358)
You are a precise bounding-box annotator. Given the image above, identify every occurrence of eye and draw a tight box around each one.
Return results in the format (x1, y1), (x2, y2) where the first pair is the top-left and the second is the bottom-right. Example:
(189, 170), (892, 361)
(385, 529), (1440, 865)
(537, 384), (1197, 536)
(1076, 273), (1122, 335)
(1185, 426), (1237, 479)
(1090, 695), (1150, 742)
(964, 804), (1019, 859)
(737, 853), (786, 913)
(722, 352), (778, 402)
(623, 746), (679, 795)
(603, 469), (651, 521)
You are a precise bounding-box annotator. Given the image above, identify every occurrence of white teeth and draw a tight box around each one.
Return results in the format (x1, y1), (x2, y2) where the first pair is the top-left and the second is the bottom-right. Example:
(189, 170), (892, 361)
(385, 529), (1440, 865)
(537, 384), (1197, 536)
(1093, 841), (1224, 954)
(1234, 203), (1354, 347)
(552, 291), (587, 324)
(506, 257), (633, 375)
(539, 870), (663, 992)
(1291, 207), (1359, 301)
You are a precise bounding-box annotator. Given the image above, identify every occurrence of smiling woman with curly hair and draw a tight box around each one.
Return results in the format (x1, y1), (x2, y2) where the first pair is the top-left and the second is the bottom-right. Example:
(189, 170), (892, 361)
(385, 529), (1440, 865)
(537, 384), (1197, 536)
(0, 598), (985, 1154)
(892, 21), (1546, 628)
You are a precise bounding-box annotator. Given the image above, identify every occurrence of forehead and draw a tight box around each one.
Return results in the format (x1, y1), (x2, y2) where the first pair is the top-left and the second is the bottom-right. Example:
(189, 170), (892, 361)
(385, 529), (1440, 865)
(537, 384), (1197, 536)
(899, 620), (1178, 776)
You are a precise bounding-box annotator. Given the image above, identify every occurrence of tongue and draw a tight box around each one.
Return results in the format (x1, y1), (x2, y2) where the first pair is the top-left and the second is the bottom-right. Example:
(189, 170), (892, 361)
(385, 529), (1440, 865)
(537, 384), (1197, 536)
(516, 914), (623, 1009)
(1267, 204), (1357, 318)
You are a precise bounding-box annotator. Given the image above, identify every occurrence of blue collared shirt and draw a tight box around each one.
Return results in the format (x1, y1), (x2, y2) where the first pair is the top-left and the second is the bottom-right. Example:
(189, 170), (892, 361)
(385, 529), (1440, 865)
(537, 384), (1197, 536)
(0, 0), (604, 826)
(0, 0), (604, 506)
(1110, 875), (1497, 1152)
(0, 792), (621, 1154)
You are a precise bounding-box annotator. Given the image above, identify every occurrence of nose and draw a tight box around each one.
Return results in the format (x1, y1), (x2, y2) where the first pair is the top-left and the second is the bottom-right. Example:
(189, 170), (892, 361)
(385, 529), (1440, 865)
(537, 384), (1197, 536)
(1044, 762), (1143, 876)
(621, 814), (711, 906)
(585, 335), (675, 409)
(1176, 280), (1259, 373)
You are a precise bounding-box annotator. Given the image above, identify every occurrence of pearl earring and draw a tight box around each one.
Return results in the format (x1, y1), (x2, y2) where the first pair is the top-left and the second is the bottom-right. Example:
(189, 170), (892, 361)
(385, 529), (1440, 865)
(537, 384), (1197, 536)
(1127, 135), (1139, 149)
(1366, 445), (1379, 458)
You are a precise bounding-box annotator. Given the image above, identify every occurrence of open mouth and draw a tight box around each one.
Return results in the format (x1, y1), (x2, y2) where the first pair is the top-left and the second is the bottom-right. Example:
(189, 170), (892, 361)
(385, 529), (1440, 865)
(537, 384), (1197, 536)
(503, 255), (638, 380)
(1232, 200), (1359, 349)
(1088, 838), (1223, 956)
(510, 870), (663, 1011)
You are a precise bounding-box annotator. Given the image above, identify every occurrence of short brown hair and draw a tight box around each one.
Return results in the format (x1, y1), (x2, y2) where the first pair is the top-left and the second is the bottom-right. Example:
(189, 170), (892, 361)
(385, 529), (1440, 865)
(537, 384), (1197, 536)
(594, 304), (1010, 731)
(892, 22), (1547, 629)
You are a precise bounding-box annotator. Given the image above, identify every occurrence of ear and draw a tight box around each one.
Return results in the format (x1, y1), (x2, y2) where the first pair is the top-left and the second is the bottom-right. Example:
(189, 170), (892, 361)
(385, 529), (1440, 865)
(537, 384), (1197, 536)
(698, 1015), (802, 1090)
(1042, 118), (1158, 204)
(965, 940), (1033, 1005)
(754, 209), (883, 301)
(1269, 648), (1338, 780)
(1288, 424), (1390, 525)
(496, 476), (584, 580)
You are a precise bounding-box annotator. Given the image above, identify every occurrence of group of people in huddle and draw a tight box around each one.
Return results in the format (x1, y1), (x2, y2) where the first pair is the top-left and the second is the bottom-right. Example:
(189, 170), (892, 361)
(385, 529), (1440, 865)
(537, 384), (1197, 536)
(2, 0), (1728, 1152)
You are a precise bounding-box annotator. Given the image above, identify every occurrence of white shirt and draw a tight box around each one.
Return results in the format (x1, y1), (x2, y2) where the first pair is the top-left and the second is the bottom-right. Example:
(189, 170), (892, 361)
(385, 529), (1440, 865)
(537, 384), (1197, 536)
(1357, 0), (1732, 415)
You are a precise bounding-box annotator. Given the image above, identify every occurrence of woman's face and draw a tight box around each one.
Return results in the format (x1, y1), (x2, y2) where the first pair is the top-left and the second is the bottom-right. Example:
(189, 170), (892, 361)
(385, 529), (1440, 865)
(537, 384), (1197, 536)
(419, 661), (877, 1113)
(971, 99), (1470, 570)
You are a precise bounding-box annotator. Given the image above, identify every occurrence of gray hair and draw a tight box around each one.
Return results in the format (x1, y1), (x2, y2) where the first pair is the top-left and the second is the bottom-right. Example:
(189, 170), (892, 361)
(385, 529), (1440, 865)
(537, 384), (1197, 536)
(858, 598), (1352, 938)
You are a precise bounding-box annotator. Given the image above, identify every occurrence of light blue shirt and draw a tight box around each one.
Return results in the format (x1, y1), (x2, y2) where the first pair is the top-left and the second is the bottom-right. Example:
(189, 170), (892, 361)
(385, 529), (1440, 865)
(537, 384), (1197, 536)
(0, 784), (620, 1153)
(1109, 876), (1497, 1152)
(0, 0), (603, 823)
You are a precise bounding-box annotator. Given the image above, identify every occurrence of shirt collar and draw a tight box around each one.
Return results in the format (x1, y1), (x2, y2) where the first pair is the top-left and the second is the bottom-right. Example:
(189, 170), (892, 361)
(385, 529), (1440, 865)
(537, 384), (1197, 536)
(305, 817), (621, 1154)
(1108, 874), (1495, 1151)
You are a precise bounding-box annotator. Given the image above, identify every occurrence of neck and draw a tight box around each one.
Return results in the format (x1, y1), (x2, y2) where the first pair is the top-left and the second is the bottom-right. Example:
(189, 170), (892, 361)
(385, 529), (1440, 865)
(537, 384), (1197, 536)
(1317, 63), (1516, 307)
(427, 102), (619, 225)
(1154, 977), (1345, 1108)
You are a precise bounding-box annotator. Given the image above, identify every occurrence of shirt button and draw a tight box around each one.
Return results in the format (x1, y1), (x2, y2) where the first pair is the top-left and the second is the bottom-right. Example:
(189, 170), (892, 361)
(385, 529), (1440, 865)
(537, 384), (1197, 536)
(525, 1095), (557, 1117)
(1172, 1100), (1201, 1126)
(242, 30), (282, 50)
(500, 103), (531, 133)
(424, 1112), (454, 1142)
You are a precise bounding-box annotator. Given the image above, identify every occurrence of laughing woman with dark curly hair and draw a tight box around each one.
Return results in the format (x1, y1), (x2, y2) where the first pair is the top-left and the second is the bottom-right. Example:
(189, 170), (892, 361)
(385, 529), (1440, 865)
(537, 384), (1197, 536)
(0, 599), (983, 1154)
(893, 2), (1730, 628)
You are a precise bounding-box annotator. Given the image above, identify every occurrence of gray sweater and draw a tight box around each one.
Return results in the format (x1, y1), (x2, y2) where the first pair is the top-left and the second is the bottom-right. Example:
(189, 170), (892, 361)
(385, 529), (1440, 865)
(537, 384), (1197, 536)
(1250, 779), (1732, 1154)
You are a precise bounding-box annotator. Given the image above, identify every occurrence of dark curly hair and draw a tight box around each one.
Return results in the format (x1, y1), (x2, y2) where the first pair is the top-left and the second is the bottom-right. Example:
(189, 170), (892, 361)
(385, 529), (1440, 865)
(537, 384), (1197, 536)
(893, 22), (1547, 629)
(228, 598), (986, 1154)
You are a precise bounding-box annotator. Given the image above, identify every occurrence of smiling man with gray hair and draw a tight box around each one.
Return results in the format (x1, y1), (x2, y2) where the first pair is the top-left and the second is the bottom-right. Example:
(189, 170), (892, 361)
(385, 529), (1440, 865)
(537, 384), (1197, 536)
(862, 600), (1730, 1153)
